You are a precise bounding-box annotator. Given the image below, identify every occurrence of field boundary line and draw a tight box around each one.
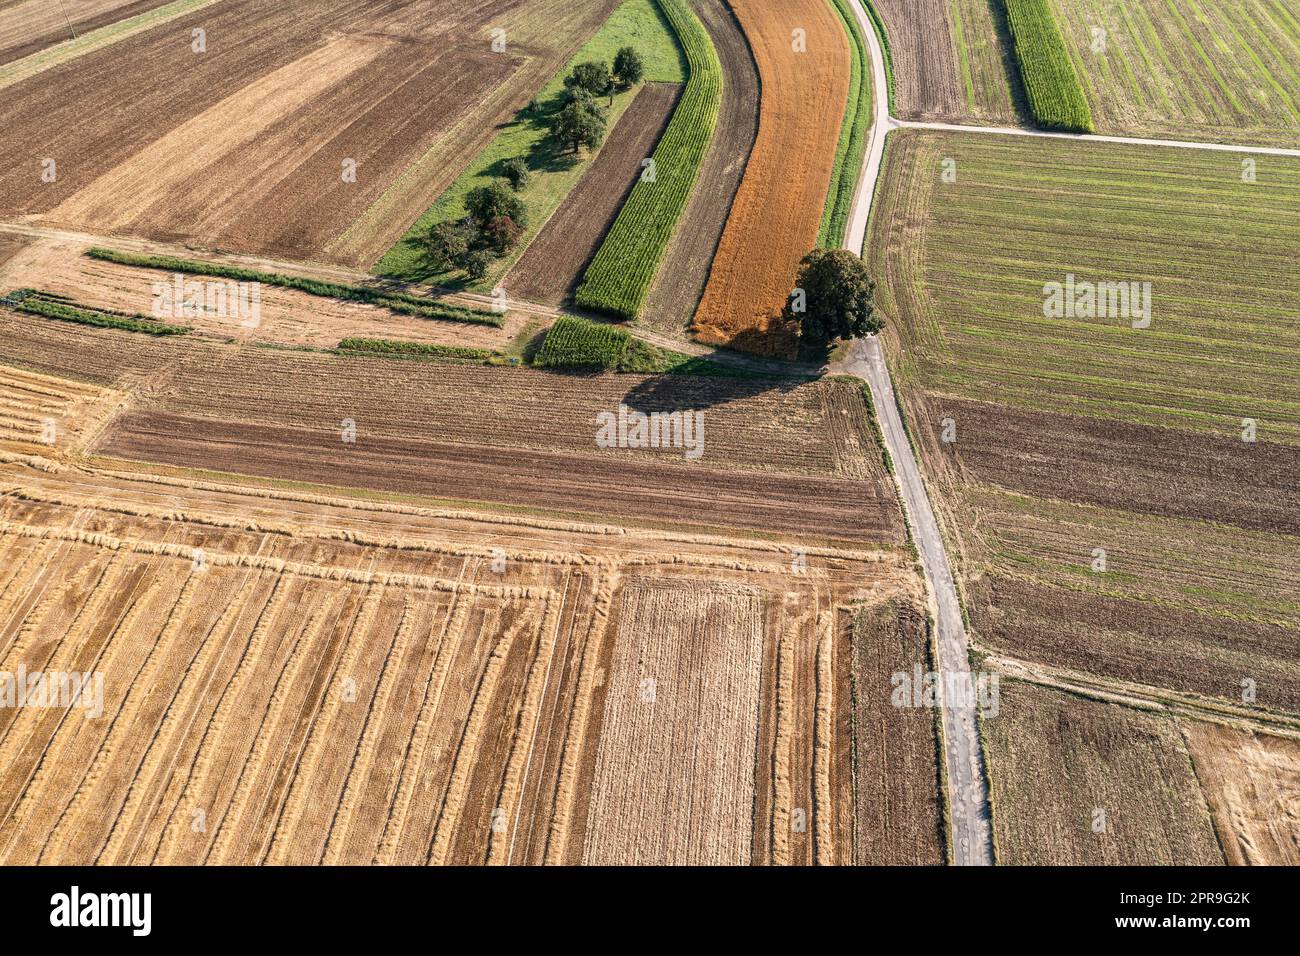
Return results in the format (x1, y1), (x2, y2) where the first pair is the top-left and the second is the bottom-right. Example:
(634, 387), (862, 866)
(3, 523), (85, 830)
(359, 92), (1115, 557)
(0, 0), (224, 92)
(893, 118), (1300, 157)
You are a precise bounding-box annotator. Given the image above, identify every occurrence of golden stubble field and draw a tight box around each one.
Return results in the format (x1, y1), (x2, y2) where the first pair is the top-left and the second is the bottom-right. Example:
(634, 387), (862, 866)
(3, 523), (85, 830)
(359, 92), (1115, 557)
(0, 361), (936, 865)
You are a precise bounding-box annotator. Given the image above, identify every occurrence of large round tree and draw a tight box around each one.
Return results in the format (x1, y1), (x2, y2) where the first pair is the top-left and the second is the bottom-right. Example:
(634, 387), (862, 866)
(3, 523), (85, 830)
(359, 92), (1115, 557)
(783, 248), (880, 353)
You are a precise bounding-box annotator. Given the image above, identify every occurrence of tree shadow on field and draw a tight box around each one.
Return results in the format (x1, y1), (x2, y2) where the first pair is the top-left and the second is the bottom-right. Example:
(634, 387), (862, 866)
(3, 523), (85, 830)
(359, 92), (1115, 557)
(620, 367), (810, 414)
(988, 0), (1034, 126)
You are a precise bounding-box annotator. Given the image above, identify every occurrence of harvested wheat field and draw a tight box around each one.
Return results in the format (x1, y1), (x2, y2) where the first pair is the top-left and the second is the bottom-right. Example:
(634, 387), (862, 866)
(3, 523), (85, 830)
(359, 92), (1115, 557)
(0, 420), (923, 864)
(982, 681), (1223, 865)
(0, 239), (526, 350)
(0, 364), (124, 455)
(0, 314), (904, 544)
(506, 83), (682, 306)
(691, 0), (850, 357)
(0, 0), (620, 266)
(641, 0), (760, 335)
(1183, 721), (1300, 866)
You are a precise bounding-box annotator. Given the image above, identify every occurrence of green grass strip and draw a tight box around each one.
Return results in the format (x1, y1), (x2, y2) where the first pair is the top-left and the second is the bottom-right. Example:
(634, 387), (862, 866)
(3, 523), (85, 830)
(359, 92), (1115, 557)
(85, 248), (501, 327)
(1001, 0), (1096, 132)
(336, 337), (496, 362)
(820, 0), (873, 247)
(14, 293), (190, 336)
(574, 0), (722, 319)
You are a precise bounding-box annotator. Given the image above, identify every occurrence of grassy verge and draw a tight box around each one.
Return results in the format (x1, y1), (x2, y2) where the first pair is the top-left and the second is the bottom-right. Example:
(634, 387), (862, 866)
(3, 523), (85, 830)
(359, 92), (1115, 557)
(860, 0), (896, 114)
(820, 0), (873, 247)
(1000, 0), (1095, 132)
(8, 290), (190, 335)
(573, 0), (722, 319)
(372, 0), (687, 289)
(85, 248), (501, 326)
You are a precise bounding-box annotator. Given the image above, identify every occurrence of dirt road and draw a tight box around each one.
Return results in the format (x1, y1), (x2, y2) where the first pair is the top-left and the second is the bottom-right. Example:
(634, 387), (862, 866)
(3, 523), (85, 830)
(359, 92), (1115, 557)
(838, 0), (993, 867)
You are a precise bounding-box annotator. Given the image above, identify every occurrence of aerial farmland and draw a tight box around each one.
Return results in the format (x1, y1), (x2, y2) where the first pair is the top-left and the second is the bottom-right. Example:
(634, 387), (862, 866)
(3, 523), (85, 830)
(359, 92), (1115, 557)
(0, 0), (1295, 896)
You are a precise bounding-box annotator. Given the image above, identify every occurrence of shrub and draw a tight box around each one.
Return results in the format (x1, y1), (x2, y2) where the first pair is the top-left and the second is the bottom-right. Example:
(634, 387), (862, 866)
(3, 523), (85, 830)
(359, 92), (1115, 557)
(613, 46), (645, 86)
(482, 215), (523, 256)
(782, 248), (880, 352)
(550, 97), (607, 153)
(564, 60), (612, 98)
(465, 180), (527, 228)
(422, 221), (470, 272)
(501, 157), (530, 191)
(461, 249), (492, 282)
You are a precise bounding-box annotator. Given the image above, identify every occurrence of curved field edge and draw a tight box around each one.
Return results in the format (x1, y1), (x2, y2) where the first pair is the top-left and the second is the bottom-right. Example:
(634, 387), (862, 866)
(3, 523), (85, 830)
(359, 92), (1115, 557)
(818, 0), (873, 248)
(369, 0), (687, 289)
(1000, 0), (1095, 132)
(573, 0), (723, 320)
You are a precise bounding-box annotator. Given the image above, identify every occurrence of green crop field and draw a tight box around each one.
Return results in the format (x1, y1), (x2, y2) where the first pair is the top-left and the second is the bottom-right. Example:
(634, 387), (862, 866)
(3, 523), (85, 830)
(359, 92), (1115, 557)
(870, 129), (1300, 716)
(819, 0), (873, 247)
(533, 316), (631, 368)
(373, 0), (687, 289)
(573, 0), (721, 319)
(1003, 0), (1096, 131)
(1047, 0), (1300, 146)
(871, 131), (1300, 443)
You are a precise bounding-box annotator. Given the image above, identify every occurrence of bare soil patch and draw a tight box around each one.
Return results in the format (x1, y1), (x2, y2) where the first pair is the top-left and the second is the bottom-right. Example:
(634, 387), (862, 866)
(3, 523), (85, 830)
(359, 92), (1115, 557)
(506, 83), (681, 306)
(0, 0), (170, 66)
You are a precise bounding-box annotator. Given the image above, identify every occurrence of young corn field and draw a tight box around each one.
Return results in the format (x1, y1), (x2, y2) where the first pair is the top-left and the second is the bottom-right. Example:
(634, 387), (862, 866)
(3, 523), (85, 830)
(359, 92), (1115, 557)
(574, 0), (722, 319)
(1002, 0), (1096, 132)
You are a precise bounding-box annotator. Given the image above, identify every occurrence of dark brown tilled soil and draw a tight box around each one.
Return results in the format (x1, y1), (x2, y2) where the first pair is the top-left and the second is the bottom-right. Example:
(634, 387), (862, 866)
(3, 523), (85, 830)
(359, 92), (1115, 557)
(972, 576), (1300, 714)
(933, 397), (1300, 535)
(506, 83), (681, 306)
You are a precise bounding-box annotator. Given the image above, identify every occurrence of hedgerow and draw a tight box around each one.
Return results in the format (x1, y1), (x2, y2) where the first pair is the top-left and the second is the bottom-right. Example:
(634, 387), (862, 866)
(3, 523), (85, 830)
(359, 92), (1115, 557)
(84, 248), (502, 327)
(336, 338), (495, 362)
(1001, 0), (1095, 133)
(574, 0), (721, 319)
(13, 293), (190, 335)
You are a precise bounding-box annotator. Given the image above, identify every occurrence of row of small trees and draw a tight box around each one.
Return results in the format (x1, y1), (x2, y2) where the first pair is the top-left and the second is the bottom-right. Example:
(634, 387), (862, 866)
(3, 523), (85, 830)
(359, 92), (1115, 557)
(420, 47), (645, 279)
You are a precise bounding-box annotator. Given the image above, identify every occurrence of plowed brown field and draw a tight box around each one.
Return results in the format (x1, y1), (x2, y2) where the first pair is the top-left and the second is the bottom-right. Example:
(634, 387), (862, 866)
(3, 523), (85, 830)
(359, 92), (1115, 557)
(507, 83), (681, 306)
(691, 0), (850, 357)
(0, 0), (619, 266)
(0, 0), (171, 66)
(0, 314), (903, 545)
